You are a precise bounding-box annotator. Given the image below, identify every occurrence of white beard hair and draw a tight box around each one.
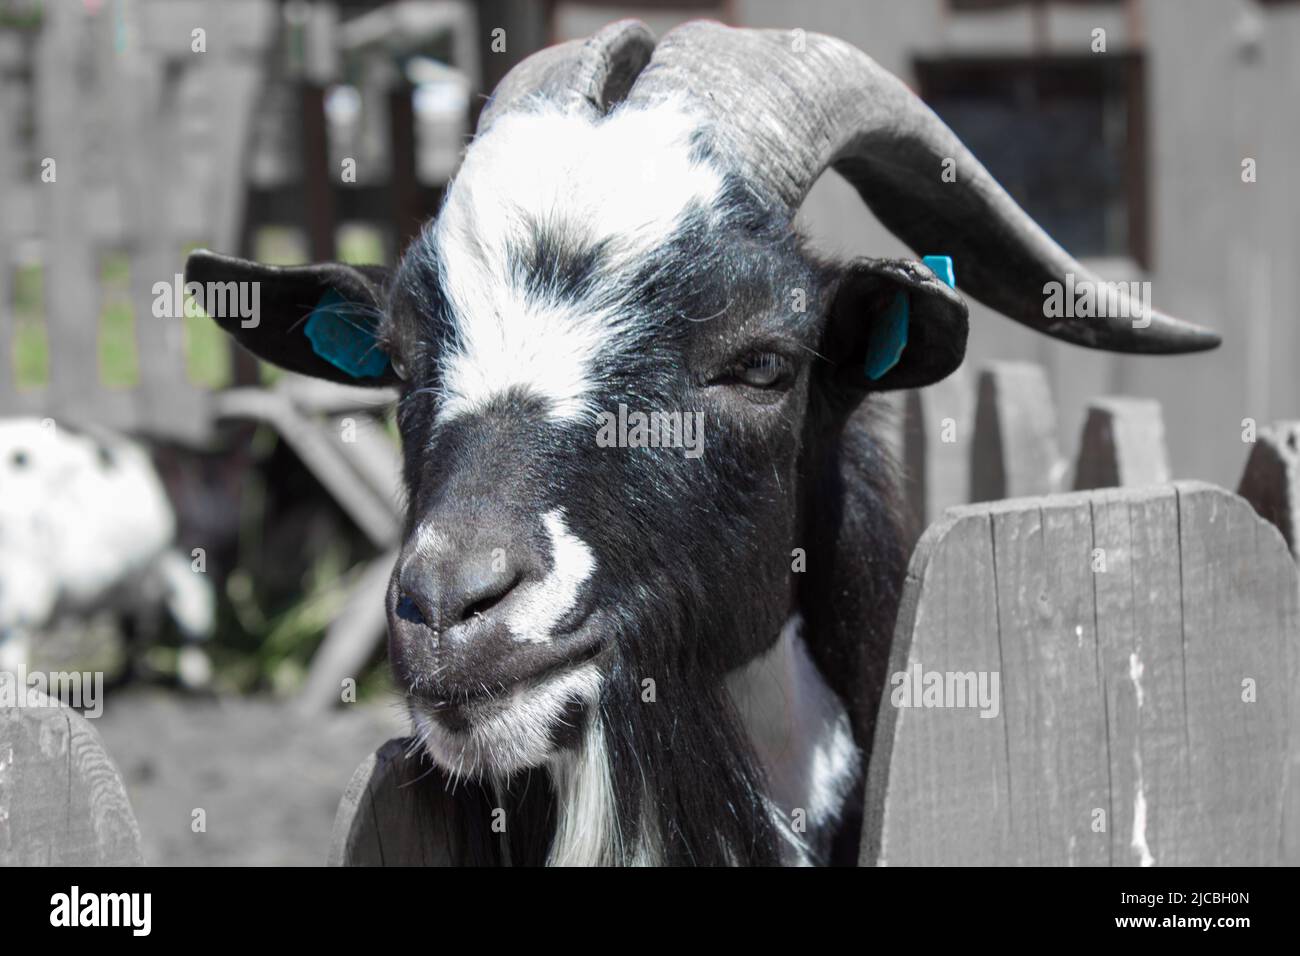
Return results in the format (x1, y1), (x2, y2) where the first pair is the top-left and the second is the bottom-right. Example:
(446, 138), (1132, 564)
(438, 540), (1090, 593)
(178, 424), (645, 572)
(545, 714), (661, 866)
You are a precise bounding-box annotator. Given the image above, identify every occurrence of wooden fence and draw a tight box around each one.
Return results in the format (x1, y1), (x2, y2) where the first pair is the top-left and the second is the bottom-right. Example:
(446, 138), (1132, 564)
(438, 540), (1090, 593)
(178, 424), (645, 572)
(0, 0), (475, 444)
(863, 482), (1299, 866)
(0, 692), (143, 865)
(331, 366), (1300, 866)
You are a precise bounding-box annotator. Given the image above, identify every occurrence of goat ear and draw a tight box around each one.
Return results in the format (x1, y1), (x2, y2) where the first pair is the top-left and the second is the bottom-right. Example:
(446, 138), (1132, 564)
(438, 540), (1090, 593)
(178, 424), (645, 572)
(183, 249), (400, 387)
(822, 256), (968, 392)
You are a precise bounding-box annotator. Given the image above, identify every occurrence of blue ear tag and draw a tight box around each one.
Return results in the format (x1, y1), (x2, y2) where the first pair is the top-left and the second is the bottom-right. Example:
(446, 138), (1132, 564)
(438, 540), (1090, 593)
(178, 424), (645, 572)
(865, 289), (909, 381)
(303, 288), (390, 379)
(864, 255), (956, 381)
(923, 254), (956, 289)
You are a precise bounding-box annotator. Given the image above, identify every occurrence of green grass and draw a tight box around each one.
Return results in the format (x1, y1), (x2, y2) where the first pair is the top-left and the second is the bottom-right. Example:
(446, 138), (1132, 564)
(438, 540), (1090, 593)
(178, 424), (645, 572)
(337, 223), (386, 266)
(98, 252), (138, 388)
(12, 263), (48, 389)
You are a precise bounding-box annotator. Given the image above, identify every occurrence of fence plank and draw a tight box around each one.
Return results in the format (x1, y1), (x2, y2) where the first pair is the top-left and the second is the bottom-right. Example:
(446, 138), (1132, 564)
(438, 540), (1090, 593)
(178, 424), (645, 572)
(0, 693), (143, 865)
(991, 495), (1110, 865)
(1073, 397), (1170, 491)
(1237, 421), (1300, 560)
(864, 481), (1300, 866)
(35, 1), (107, 427)
(901, 365), (971, 539)
(970, 361), (1065, 502)
(328, 737), (458, 866)
(1177, 482), (1299, 864)
(860, 504), (1010, 865)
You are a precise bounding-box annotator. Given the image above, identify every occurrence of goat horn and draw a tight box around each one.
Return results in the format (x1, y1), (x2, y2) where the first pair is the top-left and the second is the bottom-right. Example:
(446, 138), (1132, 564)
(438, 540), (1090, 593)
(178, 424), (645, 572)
(623, 22), (1219, 354)
(476, 19), (655, 133)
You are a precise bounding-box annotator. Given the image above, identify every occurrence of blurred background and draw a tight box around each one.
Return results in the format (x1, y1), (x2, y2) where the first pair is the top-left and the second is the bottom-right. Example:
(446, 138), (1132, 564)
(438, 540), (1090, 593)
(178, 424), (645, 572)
(0, 0), (1295, 864)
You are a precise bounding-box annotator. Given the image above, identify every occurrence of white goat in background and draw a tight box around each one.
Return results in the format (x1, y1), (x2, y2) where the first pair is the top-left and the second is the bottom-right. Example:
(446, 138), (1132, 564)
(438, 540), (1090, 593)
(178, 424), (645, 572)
(0, 417), (213, 683)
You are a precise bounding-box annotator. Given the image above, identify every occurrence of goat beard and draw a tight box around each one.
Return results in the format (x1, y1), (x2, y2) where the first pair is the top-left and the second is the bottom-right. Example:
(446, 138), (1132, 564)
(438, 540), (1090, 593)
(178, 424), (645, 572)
(441, 599), (788, 867)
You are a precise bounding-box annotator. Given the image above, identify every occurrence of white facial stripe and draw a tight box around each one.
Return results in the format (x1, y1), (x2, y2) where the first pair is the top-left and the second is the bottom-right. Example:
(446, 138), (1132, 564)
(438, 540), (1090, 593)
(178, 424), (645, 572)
(506, 509), (596, 643)
(437, 294), (616, 423)
(432, 99), (723, 425)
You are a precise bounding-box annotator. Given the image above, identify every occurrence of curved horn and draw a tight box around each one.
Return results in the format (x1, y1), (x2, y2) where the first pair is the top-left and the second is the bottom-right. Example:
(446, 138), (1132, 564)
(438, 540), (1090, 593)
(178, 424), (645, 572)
(476, 19), (655, 133)
(624, 22), (1218, 354)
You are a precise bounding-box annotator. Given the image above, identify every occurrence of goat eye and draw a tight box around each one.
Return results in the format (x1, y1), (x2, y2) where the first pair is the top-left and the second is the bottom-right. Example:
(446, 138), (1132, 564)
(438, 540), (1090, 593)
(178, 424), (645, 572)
(728, 352), (790, 389)
(390, 354), (409, 381)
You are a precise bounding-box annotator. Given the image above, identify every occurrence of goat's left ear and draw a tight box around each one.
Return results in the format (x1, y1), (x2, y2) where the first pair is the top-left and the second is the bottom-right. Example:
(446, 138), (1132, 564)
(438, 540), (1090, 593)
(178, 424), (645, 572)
(822, 256), (968, 392)
(184, 249), (400, 387)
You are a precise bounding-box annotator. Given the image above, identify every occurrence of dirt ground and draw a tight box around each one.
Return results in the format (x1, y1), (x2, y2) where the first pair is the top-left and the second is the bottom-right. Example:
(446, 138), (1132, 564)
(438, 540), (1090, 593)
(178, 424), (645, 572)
(95, 690), (409, 866)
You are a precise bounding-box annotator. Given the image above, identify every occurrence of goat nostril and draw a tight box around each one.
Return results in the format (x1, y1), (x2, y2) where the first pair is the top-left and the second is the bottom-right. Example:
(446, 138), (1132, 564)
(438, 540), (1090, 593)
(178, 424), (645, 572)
(396, 594), (426, 626)
(458, 572), (521, 624)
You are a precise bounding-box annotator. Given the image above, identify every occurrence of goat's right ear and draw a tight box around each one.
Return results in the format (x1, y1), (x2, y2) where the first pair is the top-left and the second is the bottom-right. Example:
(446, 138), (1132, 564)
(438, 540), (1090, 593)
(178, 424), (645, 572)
(822, 256), (969, 393)
(184, 249), (400, 387)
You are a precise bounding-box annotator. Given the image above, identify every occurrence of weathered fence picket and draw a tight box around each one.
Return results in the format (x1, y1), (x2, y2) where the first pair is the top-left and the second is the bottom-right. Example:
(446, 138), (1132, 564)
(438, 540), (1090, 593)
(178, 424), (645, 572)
(0, 693), (143, 866)
(862, 482), (1300, 866)
(1073, 397), (1170, 491)
(970, 361), (1066, 503)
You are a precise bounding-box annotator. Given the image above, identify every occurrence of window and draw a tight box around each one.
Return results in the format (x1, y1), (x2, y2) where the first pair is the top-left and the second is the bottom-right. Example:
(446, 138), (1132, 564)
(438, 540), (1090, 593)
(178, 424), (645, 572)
(915, 53), (1148, 266)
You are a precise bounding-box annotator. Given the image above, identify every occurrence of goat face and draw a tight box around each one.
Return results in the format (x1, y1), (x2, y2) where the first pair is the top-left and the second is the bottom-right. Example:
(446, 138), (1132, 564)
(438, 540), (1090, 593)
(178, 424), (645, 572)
(189, 21), (1216, 830)
(189, 97), (966, 782)
(380, 103), (834, 777)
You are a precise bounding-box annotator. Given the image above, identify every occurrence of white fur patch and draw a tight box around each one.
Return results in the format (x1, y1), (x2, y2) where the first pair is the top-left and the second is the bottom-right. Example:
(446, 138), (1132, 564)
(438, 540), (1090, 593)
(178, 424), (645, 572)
(725, 614), (861, 865)
(547, 717), (660, 867)
(431, 99), (722, 424)
(506, 509), (596, 643)
(414, 660), (603, 780)
(0, 419), (182, 633)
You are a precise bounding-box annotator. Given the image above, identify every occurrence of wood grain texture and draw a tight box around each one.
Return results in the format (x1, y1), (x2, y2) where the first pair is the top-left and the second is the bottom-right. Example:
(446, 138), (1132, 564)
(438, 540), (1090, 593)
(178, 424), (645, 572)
(328, 737), (459, 866)
(1073, 397), (1170, 491)
(0, 692), (143, 865)
(863, 482), (1300, 866)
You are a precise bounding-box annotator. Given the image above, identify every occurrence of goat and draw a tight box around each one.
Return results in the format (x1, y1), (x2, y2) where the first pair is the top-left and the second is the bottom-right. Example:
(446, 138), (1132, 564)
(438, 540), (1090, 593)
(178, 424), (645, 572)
(0, 418), (213, 684)
(187, 21), (1218, 865)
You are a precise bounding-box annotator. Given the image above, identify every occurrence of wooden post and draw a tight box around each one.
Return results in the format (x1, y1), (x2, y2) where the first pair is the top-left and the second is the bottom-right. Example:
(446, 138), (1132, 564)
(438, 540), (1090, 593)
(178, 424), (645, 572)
(35, 0), (102, 426)
(1072, 397), (1170, 490)
(1237, 421), (1300, 560)
(0, 34), (20, 407)
(300, 84), (337, 262)
(0, 692), (144, 865)
(388, 84), (423, 259)
(970, 361), (1064, 502)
